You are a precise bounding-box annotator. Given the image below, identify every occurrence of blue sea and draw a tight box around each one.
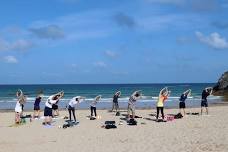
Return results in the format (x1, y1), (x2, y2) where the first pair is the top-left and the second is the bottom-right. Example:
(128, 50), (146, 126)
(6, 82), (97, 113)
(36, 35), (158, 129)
(0, 83), (223, 110)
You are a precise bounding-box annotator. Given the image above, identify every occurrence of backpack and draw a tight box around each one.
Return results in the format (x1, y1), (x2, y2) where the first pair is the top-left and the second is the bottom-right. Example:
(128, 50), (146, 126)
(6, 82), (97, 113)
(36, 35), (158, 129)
(115, 112), (120, 116)
(174, 113), (183, 119)
(128, 119), (137, 125)
(104, 121), (117, 129)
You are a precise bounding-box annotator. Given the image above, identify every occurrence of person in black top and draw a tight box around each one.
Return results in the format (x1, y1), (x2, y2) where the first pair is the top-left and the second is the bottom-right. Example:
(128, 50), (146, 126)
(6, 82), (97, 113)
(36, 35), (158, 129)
(201, 87), (212, 115)
(33, 94), (42, 119)
(111, 91), (121, 112)
(179, 89), (191, 116)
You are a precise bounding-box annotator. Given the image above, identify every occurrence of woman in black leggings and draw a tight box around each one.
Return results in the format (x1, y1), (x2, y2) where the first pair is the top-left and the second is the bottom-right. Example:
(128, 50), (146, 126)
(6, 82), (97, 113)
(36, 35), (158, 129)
(156, 107), (164, 120)
(68, 96), (84, 122)
(90, 95), (101, 118)
(156, 87), (170, 121)
(68, 105), (76, 122)
(90, 106), (97, 117)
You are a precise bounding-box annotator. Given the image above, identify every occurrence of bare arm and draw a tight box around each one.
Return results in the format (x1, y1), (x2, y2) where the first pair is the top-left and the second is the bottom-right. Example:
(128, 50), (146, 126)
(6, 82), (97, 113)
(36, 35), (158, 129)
(95, 95), (102, 101)
(184, 89), (191, 97)
(160, 87), (168, 96)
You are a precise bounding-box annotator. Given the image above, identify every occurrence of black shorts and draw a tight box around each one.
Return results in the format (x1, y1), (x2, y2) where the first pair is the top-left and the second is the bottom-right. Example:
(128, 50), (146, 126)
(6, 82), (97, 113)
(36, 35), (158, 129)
(44, 107), (53, 117)
(201, 100), (208, 107)
(34, 105), (40, 111)
(179, 102), (186, 109)
(52, 104), (58, 110)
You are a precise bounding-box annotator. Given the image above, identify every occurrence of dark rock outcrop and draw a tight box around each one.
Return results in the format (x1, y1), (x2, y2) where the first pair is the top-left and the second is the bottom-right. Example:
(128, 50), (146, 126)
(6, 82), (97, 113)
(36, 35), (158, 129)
(213, 71), (228, 95)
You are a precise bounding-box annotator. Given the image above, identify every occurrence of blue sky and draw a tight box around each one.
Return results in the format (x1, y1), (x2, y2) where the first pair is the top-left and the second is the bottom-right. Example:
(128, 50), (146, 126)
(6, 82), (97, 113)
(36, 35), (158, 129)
(0, 0), (228, 84)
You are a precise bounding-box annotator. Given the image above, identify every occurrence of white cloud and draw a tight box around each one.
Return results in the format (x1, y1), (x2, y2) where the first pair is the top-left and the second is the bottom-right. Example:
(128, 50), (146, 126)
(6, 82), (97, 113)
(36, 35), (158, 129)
(3, 56), (18, 63)
(113, 13), (136, 28)
(0, 39), (9, 51)
(104, 50), (117, 58)
(29, 10), (116, 42)
(0, 38), (33, 51)
(138, 14), (199, 32)
(29, 25), (65, 40)
(93, 61), (107, 68)
(71, 63), (78, 67)
(195, 31), (228, 49)
(11, 39), (33, 51)
(145, 0), (219, 12)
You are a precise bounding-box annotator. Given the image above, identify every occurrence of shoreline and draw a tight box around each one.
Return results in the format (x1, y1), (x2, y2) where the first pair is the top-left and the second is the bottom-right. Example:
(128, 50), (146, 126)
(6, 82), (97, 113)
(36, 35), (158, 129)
(1, 101), (227, 113)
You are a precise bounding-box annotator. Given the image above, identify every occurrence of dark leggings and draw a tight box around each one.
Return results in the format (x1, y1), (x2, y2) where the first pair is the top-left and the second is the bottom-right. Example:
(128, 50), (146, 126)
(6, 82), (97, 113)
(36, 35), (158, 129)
(68, 106), (76, 121)
(90, 106), (97, 117)
(156, 107), (164, 119)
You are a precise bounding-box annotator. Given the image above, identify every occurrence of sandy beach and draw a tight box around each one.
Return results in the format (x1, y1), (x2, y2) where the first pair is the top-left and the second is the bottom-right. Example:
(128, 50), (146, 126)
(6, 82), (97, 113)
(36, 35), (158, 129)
(0, 106), (228, 152)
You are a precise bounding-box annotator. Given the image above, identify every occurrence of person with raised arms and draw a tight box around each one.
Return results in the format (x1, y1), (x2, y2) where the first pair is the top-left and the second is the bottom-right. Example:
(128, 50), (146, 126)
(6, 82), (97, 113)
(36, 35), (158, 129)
(179, 89), (191, 116)
(43, 91), (64, 125)
(156, 87), (171, 122)
(127, 90), (141, 120)
(201, 87), (213, 115)
(111, 91), (121, 113)
(15, 89), (26, 124)
(33, 92), (43, 119)
(68, 96), (85, 122)
(90, 95), (102, 119)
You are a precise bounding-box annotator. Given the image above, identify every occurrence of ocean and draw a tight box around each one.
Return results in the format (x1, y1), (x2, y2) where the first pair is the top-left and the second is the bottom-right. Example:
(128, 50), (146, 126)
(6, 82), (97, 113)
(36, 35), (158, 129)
(0, 83), (223, 110)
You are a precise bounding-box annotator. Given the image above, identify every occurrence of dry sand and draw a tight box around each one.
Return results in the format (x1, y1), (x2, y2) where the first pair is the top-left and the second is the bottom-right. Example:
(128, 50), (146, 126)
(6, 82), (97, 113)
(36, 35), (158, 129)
(0, 106), (228, 152)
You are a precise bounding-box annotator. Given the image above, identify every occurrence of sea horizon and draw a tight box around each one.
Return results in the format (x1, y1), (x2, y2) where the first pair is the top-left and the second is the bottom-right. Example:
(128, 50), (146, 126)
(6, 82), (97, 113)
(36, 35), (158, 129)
(0, 83), (222, 110)
(0, 82), (216, 85)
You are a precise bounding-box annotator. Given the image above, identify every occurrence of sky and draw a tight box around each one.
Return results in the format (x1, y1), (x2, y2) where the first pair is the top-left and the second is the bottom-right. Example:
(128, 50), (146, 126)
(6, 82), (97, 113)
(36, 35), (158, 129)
(0, 0), (228, 84)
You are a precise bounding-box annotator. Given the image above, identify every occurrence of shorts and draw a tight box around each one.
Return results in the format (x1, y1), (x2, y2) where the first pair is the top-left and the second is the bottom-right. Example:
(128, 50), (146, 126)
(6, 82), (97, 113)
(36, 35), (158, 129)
(113, 102), (119, 109)
(34, 105), (40, 111)
(52, 104), (58, 110)
(44, 107), (53, 117)
(179, 102), (186, 109)
(127, 104), (135, 116)
(201, 100), (208, 107)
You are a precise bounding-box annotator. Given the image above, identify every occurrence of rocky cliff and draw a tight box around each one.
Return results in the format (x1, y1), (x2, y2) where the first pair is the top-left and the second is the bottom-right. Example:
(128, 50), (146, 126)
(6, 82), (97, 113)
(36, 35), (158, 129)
(213, 71), (228, 96)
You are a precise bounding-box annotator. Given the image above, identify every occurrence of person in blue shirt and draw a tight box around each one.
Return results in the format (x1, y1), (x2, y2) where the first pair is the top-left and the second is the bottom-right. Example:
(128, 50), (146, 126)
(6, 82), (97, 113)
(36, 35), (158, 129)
(111, 91), (121, 113)
(33, 93), (43, 119)
(201, 87), (212, 115)
(179, 89), (191, 116)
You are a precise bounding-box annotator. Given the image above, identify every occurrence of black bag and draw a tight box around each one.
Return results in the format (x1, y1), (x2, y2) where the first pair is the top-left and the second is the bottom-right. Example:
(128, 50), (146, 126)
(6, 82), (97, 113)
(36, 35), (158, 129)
(174, 113), (183, 119)
(115, 112), (120, 116)
(128, 119), (137, 125)
(63, 124), (70, 129)
(105, 124), (117, 129)
(104, 121), (117, 129)
(105, 121), (115, 125)
(90, 117), (96, 120)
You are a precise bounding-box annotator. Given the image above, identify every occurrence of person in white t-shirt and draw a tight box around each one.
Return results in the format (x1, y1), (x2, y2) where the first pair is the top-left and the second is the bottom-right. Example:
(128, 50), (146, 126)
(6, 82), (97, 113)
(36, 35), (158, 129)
(90, 95), (101, 118)
(15, 89), (26, 124)
(43, 91), (64, 125)
(127, 90), (141, 120)
(68, 96), (85, 122)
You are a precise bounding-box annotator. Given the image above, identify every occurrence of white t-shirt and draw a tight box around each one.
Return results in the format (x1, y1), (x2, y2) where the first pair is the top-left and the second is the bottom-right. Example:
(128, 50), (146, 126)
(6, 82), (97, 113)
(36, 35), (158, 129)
(90, 100), (98, 107)
(45, 95), (57, 108)
(128, 96), (137, 106)
(15, 100), (22, 113)
(69, 97), (79, 108)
